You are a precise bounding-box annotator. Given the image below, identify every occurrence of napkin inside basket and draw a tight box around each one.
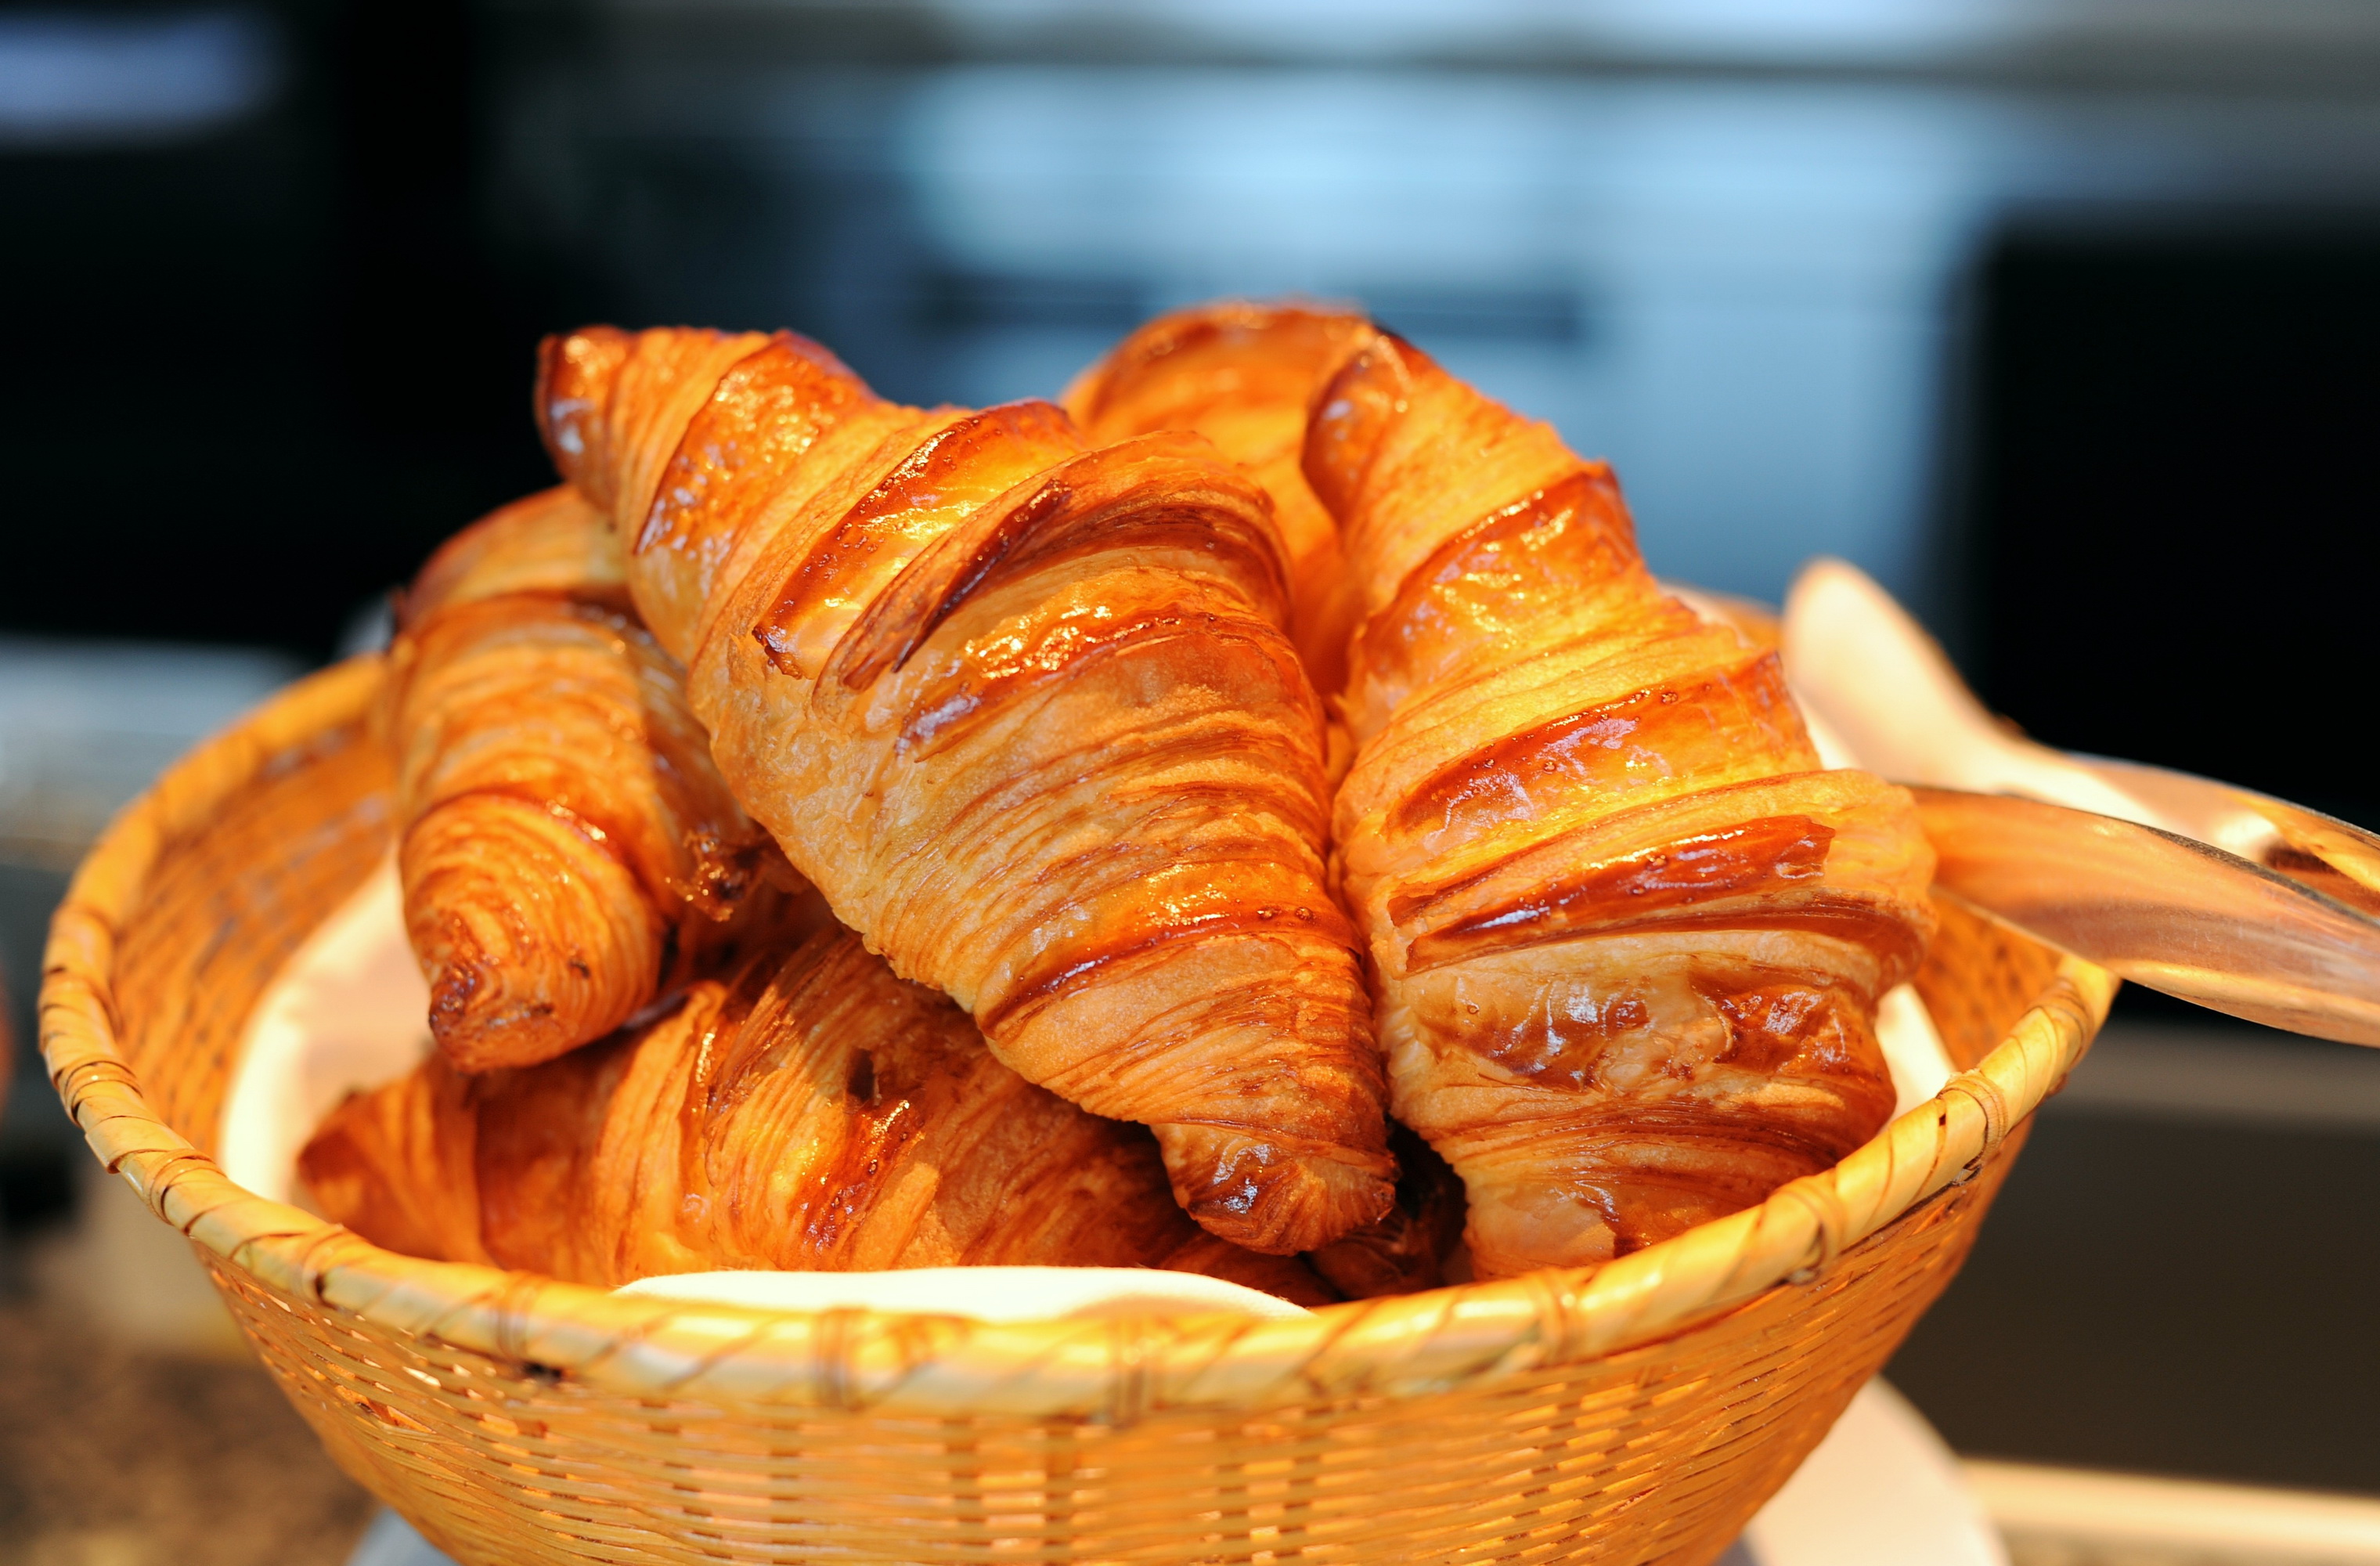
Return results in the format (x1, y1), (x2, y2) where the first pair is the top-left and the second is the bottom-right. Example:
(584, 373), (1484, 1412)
(616, 1266), (1312, 1320)
(218, 853), (1953, 1319)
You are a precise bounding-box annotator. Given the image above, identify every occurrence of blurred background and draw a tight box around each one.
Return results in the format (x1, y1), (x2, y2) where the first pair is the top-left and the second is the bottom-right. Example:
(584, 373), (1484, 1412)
(4, 2), (2378, 1560)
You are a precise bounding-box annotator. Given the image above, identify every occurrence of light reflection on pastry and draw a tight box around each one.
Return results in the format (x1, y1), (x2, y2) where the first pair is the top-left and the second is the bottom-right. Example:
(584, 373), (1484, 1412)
(1065, 301), (1379, 701)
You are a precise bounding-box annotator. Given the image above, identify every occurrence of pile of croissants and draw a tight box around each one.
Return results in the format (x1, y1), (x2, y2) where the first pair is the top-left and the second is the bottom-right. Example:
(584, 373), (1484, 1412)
(297, 301), (1936, 1304)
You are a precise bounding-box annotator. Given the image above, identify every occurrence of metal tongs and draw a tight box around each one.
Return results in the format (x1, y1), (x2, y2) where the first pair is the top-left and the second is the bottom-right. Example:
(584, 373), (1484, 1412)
(1779, 561), (2380, 1047)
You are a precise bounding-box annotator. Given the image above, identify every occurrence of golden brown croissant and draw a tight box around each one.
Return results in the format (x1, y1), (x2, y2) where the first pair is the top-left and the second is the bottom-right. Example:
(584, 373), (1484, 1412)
(387, 486), (799, 1071)
(1306, 334), (1935, 1279)
(532, 327), (1392, 1254)
(300, 922), (1332, 1303)
(1065, 302), (1379, 700)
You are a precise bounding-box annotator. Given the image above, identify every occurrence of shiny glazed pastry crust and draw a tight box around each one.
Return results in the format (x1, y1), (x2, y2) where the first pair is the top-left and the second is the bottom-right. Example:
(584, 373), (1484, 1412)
(299, 922), (1330, 1303)
(1301, 334), (1937, 1279)
(1065, 301), (1380, 702)
(532, 328), (1393, 1255)
(384, 487), (795, 1071)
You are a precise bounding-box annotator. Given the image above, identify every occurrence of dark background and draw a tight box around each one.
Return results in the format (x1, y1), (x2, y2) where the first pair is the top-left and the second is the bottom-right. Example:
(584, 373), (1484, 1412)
(5, 0), (2380, 1507)
(8, 5), (2377, 814)
(2, 0), (564, 657)
(1969, 227), (2380, 828)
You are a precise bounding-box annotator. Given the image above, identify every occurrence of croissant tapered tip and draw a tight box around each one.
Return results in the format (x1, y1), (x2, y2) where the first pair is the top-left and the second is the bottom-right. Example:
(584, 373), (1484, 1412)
(1156, 1124), (1399, 1256)
(402, 797), (664, 1073)
(419, 911), (617, 1076)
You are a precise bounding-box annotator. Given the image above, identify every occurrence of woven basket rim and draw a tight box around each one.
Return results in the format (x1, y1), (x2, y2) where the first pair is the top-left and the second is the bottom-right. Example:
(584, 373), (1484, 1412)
(38, 656), (2115, 1420)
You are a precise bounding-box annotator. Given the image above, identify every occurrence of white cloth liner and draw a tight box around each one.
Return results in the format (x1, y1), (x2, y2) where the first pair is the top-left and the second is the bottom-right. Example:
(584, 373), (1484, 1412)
(218, 853), (431, 1206)
(1879, 981), (1952, 1117)
(615, 1265), (1313, 1321)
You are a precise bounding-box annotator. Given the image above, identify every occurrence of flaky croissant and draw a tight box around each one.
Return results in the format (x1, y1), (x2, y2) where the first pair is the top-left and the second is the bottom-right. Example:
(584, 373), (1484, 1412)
(532, 327), (1392, 1254)
(1065, 302), (1379, 701)
(300, 922), (1331, 1302)
(386, 486), (798, 1070)
(1304, 334), (1935, 1279)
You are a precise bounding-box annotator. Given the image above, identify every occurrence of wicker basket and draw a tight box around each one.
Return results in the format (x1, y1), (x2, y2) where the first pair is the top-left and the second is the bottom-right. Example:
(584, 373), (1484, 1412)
(40, 657), (2112, 1566)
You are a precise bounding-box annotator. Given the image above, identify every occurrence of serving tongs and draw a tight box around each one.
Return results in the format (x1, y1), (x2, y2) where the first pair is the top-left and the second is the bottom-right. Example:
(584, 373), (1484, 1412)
(1778, 561), (2380, 1047)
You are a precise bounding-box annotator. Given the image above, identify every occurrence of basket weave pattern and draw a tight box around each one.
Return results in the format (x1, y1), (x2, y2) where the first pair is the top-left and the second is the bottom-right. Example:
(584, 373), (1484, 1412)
(41, 659), (2113, 1566)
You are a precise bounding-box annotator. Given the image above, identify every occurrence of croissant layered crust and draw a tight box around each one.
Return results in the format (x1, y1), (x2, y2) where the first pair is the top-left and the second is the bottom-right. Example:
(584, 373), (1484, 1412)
(300, 923), (1329, 1303)
(534, 327), (1393, 1254)
(1307, 334), (1936, 1279)
(1065, 301), (1379, 698)
(386, 487), (797, 1071)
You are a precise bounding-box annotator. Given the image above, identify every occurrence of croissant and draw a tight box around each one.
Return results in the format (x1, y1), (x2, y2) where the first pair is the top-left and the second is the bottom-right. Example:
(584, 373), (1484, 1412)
(300, 922), (1332, 1303)
(1305, 334), (1936, 1279)
(1065, 302), (1379, 700)
(387, 486), (799, 1070)
(533, 327), (1393, 1254)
